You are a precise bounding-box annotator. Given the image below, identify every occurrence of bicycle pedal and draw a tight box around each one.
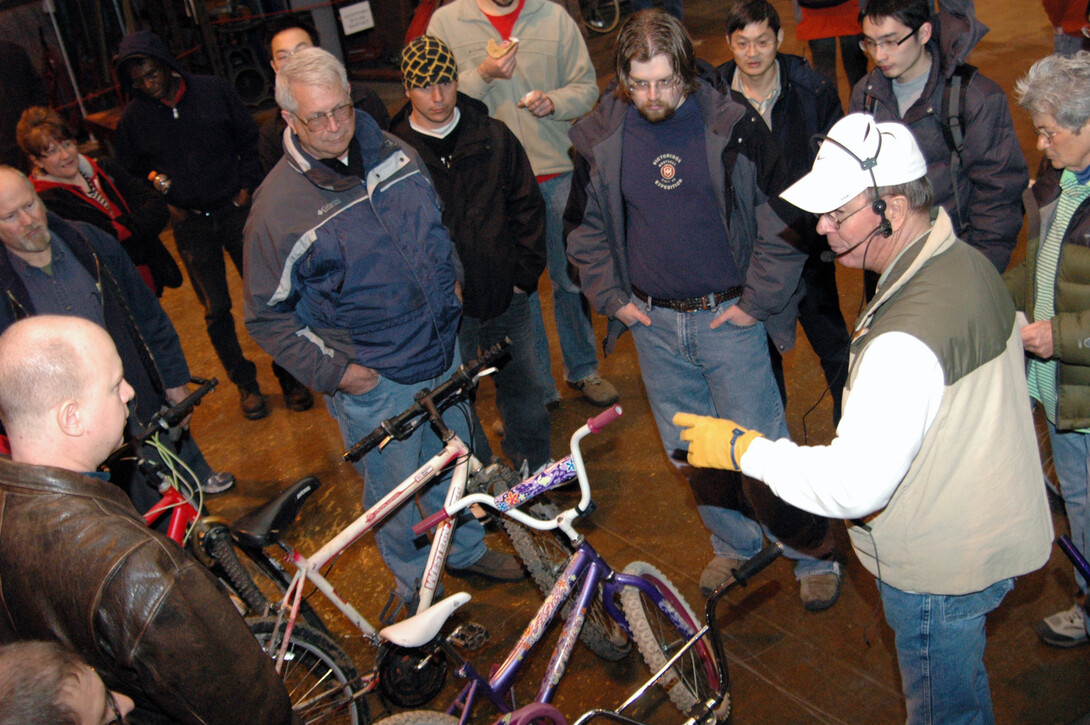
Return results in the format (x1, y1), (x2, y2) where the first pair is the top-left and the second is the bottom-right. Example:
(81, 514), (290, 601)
(447, 622), (489, 651)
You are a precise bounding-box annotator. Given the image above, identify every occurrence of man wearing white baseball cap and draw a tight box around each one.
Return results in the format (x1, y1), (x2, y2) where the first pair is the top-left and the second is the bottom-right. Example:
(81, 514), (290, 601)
(675, 113), (1053, 723)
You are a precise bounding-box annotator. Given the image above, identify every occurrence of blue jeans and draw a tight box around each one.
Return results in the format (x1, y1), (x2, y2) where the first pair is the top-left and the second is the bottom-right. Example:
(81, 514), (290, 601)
(530, 172), (599, 396)
(172, 203), (258, 390)
(630, 299), (837, 579)
(459, 292), (552, 471)
(1046, 421), (1090, 614)
(880, 578), (1013, 725)
(324, 352), (486, 599)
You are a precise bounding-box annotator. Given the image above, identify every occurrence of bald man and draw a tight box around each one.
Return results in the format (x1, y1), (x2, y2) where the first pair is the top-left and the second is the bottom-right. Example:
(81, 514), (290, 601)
(0, 316), (296, 725)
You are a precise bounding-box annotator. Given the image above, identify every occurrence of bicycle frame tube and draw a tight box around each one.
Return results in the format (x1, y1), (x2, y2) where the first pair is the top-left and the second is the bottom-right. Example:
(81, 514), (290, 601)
(418, 449), (474, 610)
(280, 435), (471, 636)
(143, 487), (199, 544)
(451, 539), (669, 720)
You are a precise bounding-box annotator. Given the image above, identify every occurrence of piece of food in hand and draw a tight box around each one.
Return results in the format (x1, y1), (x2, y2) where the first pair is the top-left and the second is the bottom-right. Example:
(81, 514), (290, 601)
(486, 37), (519, 58)
(518, 91), (535, 108)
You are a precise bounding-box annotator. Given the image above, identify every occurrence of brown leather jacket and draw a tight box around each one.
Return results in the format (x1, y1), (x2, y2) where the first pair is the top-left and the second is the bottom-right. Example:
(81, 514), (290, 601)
(0, 458), (296, 724)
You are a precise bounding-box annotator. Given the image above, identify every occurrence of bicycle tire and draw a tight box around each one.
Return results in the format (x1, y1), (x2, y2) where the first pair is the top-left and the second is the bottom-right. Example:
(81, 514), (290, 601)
(582, 0), (620, 34)
(618, 561), (729, 722)
(372, 712), (459, 725)
(496, 478), (630, 662)
(249, 616), (371, 725)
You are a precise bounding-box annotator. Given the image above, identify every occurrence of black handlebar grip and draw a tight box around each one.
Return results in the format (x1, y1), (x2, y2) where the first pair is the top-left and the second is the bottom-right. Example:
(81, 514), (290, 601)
(158, 377), (219, 428)
(344, 426), (389, 463)
(733, 542), (784, 585)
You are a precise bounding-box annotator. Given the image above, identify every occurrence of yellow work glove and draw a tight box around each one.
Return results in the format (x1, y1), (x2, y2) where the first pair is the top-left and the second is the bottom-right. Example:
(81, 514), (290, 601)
(673, 412), (764, 471)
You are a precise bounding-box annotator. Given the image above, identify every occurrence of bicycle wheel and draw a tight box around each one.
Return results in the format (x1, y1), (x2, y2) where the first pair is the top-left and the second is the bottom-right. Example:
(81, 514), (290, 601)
(582, 0), (620, 34)
(249, 616), (371, 724)
(619, 561), (729, 722)
(372, 713), (458, 725)
(496, 480), (630, 661)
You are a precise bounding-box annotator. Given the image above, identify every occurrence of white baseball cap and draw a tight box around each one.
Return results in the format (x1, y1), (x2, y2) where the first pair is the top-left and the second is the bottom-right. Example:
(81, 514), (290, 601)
(780, 113), (927, 215)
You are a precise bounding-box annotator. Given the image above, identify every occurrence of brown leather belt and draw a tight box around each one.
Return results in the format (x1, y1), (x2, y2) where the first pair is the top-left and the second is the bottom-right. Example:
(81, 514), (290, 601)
(631, 285), (743, 313)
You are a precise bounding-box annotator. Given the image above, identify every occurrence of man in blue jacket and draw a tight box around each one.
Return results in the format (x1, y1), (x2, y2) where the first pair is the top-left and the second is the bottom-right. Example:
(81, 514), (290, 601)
(114, 30), (313, 421)
(244, 49), (522, 608)
(715, 0), (852, 425)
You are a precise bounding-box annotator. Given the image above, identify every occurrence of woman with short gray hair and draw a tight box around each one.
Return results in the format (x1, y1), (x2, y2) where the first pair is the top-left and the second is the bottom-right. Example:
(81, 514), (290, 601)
(1006, 49), (1090, 648)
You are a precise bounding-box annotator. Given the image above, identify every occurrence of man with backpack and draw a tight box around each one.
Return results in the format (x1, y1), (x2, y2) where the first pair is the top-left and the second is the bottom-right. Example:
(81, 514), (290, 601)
(850, 0), (1027, 275)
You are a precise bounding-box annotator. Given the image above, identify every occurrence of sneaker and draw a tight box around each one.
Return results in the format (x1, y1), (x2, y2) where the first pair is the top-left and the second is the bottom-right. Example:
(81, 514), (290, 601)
(201, 472), (236, 495)
(240, 387), (269, 420)
(700, 556), (744, 597)
(1036, 603), (1089, 648)
(799, 572), (841, 612)
(446, 549), (526, 582)
(568, 374), (619, 407)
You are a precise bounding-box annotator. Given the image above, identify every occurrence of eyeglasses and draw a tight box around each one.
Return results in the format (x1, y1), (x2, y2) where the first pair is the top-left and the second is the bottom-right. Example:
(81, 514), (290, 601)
(859, 26), (919, 54)
(1033, 126), (1066, 145)
(294, 103), (354, 132)
(822, 202), (871, 230)
(105, 690), (127, 724)
(37, 139), (77, 159)
(626, 76), (680, 94)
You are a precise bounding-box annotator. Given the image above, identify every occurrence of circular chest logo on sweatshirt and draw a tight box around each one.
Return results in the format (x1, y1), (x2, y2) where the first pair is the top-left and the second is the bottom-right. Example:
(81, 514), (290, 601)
(653, 153), (682, 190)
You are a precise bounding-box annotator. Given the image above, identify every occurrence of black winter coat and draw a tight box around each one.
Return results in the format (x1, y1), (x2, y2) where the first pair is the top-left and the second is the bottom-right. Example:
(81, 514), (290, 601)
(390, 93), (546, 321)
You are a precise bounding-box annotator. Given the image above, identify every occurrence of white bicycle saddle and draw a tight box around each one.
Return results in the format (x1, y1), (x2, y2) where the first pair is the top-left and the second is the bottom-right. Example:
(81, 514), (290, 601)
(379, 591), (471, 648)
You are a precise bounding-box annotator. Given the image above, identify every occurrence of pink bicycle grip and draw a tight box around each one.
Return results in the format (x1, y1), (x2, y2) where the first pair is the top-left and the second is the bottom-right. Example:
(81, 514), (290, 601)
(413, 508), (450, 536)
(587, 404), (623, 433)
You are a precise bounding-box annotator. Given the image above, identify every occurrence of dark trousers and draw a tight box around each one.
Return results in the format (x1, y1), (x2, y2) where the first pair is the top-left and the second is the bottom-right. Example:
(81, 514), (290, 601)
(770, 249), (851, 425)
(172, 203), (258, 390)
(809, 35), (869, 91)
(458, 292), (552, 472)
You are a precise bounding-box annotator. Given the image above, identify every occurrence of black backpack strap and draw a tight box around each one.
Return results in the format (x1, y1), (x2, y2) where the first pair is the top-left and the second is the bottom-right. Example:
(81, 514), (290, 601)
(941, 63), (976, 234)
(942, 63), (976, 163)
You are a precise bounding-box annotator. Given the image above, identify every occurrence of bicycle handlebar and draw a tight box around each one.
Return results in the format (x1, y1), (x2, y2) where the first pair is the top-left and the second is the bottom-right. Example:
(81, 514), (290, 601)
(412, 406), (623, 537)
(129, 377), (219, 445)
(343, 339), (510, 463)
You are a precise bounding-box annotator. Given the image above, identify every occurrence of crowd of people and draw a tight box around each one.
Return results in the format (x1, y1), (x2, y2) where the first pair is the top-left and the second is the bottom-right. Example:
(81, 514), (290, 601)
(0, 0), (1088, 722)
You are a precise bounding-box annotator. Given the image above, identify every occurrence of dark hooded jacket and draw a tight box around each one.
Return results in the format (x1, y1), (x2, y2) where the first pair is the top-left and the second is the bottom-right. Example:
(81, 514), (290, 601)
(389, 93), (546, 321)
(849, 11), (1027, 272)
(0, 213), (188, 423)
(113, 31), (262, 211)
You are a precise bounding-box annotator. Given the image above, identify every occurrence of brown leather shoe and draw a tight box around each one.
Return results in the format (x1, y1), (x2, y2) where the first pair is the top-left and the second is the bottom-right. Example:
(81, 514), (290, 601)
(240, 387), (269, 420)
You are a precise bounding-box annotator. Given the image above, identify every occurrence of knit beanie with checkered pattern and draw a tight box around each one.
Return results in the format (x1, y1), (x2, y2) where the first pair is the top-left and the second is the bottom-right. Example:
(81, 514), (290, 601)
(401, 36), (458, 90)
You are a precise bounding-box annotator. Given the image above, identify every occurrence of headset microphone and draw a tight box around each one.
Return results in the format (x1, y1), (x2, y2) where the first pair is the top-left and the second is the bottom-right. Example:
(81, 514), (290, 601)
(820, 224), (886, 263)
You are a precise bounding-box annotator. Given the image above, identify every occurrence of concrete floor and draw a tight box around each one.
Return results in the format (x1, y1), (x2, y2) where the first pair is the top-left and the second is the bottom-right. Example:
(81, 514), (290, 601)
(157, 0), (1089, 721)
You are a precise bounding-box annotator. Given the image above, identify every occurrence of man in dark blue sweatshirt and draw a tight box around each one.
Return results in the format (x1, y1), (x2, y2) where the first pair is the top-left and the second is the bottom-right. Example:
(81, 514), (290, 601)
(114, 31), (312, 420)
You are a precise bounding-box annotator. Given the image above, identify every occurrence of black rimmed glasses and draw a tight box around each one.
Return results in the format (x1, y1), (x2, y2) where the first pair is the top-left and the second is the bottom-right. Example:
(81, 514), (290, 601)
(859, 26), (919, 54)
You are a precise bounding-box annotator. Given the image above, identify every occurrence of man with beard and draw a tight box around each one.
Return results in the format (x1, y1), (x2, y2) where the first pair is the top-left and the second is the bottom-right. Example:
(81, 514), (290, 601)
(565, 10), (841, 610)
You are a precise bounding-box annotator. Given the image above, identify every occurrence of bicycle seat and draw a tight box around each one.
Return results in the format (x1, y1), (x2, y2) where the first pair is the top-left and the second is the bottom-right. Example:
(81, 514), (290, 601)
(379, 591), (471, 648)
(231, 476), (321, 548)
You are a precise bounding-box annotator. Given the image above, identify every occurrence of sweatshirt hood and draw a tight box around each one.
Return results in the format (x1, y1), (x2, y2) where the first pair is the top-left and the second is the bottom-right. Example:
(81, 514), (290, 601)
(115, 31), (189, 98)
